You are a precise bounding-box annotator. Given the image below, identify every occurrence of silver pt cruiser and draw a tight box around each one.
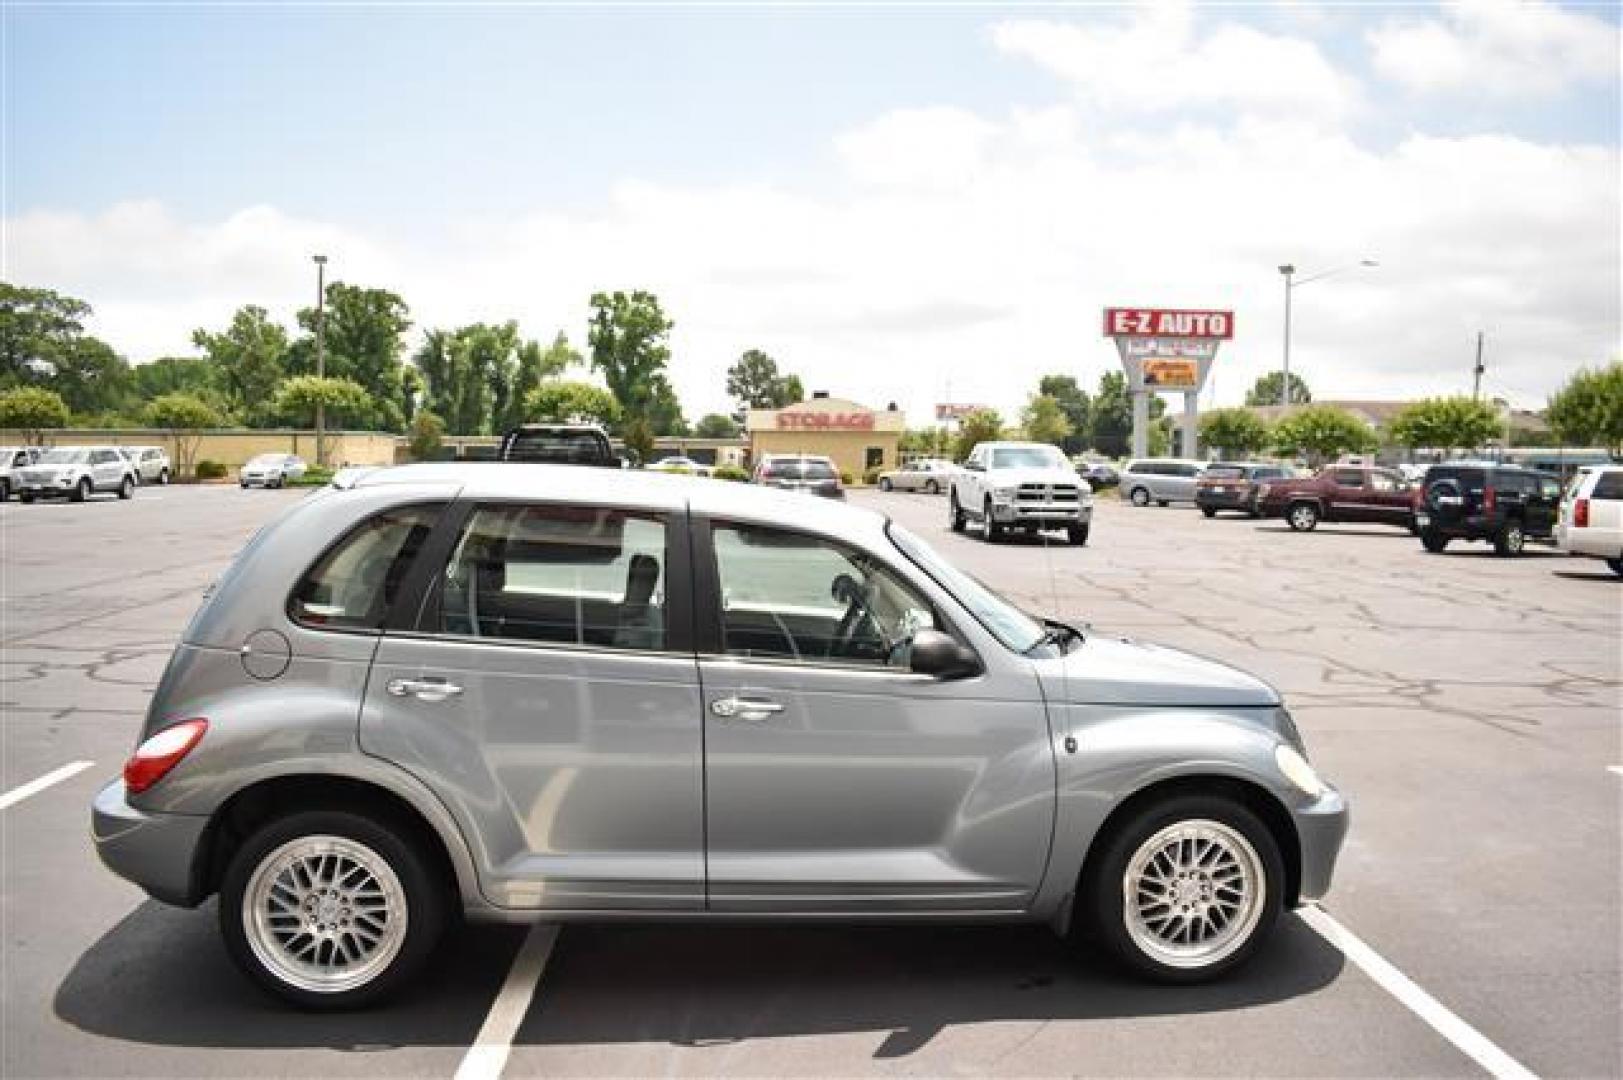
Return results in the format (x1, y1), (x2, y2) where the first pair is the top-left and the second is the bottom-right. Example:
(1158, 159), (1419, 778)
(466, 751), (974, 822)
(92, 463), (1348, 1007)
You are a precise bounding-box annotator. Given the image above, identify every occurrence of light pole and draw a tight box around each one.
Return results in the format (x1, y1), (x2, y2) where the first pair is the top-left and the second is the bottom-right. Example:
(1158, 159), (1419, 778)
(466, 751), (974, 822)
(1277, 258), (1378, 407)
(312, 254), (328, 466)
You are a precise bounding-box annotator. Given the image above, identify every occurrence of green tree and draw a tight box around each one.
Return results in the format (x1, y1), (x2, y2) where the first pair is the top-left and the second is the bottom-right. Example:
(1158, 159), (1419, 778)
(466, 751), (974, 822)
(1245, 371), (1312, 407)
(0, 283), (90, 386)
(1020, 394), (1073, 446)
(406, 409), (446, 462)
(500, 332), (577, 433)
(588, 291), (687, 435)
(524, 381), (622, 426)
(1547, 362), (1623, 455)
(901, 426), (952, 457)
(1387, 396), (1503, 453)
(1272, 405), (1376, 465)
(952, 409), (1004, 461)
(0, 385), (70, 444)
(295, 284), (412, 430)
(192, 305), (288, 422)
(272, 376), (374, 430)
(1088, 371), (1165, 457)
(144, 392), (222, 478)
(622, 416), (655, 466)
(414, 323), (529, 435)
(130, 356), (221, 404)
(725, 349), (803, 412)
(695, 413), (742, 439)
(1037, 375), (1090, 455)
(1199, 408), (1273, 458)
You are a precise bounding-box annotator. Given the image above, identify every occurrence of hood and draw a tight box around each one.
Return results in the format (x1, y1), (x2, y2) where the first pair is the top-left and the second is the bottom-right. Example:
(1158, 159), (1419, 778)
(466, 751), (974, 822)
(1033, 634), (1279, 708)
(988, 466), (1085, 487)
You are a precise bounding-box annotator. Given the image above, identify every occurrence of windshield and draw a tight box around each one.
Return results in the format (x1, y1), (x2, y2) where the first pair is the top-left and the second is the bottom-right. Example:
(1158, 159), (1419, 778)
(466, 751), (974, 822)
(1205, 465), (1245, 479)
(769, 461), (836, 480)
(40, 449), (89, 464)
(247, 454), (285, 467)
(991, 447), (1067, 470)
(888, 522), (1045, 652)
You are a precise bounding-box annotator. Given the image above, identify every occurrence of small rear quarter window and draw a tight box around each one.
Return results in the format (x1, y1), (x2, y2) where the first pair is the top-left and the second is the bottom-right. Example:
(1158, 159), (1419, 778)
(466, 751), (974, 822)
(290, 503), (445, 630)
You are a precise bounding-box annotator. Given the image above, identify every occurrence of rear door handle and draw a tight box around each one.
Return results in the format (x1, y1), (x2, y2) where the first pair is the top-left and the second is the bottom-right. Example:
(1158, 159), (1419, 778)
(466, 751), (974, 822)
(710, 695), (784, 721)
(386, 677), (463, 703)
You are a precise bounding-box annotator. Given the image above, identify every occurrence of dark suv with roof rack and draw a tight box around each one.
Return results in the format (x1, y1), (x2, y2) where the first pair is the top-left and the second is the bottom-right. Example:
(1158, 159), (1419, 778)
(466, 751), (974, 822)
(1415, 462), (1563, 556)
(498, 424), (622, 468)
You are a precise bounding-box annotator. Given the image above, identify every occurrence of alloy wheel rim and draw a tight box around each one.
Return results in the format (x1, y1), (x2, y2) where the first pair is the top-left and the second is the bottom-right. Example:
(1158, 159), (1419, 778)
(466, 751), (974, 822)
(1122, 819), (1265, 969)
(243, 834), (408, 994)
(1291, 507), (1314, 529)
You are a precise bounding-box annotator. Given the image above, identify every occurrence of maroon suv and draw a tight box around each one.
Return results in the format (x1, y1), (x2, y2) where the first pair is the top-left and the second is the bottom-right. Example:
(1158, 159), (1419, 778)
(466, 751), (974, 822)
(1256, 465), (1417, 532)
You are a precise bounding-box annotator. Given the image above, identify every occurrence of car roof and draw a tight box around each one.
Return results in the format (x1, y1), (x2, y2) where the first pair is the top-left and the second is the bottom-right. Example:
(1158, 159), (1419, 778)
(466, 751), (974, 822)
(350, 462), (887, 534)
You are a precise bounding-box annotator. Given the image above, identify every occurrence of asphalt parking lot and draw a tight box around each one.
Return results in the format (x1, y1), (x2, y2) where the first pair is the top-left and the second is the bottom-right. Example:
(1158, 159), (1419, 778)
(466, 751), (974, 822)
(2, 482), (1618, 1078)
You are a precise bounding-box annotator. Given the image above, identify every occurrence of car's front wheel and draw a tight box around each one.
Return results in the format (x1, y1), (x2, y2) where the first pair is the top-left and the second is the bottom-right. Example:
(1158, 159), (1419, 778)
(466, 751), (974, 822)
(1420, 530), (1449, 553)
(1079, 794), (1283, 983)
(924, 479), (939, 495)
(980, 499), (1003, 543)
(71, 477), (91, 502)
(220, 809), (448, 1009)
(1129, 487), (1151, 507)
(158, 468), (170, 486)
(1286, 502), (1319, 531)
(1608, 557), (1623, 577)
(878, 477), (892, 492)
(118, 476), (134, 500)
(1493, 522), (1525, 557)
(949, 492), (966, 532)
(1068, 523), (1089, 546)
(1200, 507), (1216, 519)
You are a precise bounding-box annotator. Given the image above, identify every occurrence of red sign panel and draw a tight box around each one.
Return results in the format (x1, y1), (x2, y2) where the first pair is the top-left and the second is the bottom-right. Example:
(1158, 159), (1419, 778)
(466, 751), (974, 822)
(1104, 308), (1234, 339)
(777, 411), (876, 431)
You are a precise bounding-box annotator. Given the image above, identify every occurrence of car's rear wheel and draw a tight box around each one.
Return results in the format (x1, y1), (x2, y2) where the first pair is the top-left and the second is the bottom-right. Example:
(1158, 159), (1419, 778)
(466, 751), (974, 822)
(1200, 507), (1216, 519)
(1493, 522), (1525, 557)
(1068, 523), (1089, 546)
(1607, 558), (1623, 577)
(221, 810), (448, 1009)
(1129, 487), (1151, 507)
(1420, 530), (1449, 553)
(118, 476), (134, 500)
(924, 479), (939, 495)
(1286, 502), (1319, 531)
(19, 493), (34, 504)
(71, 478), (90, 502)
(0, 479), (8, 502)
(1078, 794), (1282, 983)
(878, 477), (892, 492)
(158, 468), (170, 486)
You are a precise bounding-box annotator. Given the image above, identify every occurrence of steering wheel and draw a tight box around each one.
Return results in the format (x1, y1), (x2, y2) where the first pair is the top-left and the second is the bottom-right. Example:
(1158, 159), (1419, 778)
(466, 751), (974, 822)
(831, 573), (882, 658)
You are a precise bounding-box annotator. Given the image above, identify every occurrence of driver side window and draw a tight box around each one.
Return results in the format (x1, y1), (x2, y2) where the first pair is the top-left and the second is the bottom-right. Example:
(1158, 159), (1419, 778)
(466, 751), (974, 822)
(711, 523), (936, 668)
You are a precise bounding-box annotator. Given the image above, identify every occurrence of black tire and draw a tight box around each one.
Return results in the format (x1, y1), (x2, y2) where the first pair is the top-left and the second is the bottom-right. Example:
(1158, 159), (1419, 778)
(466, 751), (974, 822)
(241, 481), (250, 489)
(924, 479), (939, 496)
(1068, 523), (1090, 546)
(71, 477), (90, 503)
(878, 477), (892, 492)
(949, 492), (967, 533)
(1076, 794), (1284, 984)
(1420, 530), (1449, 553)
(19, 493), (34, 504)
(118, 475), (134, 500)
(1157, 500), (1168, 508)
(1607, 558), (1623, 578)
(1493, 521), (1525, 557)
(980, 499), (1003, 543)
(1286, 502), (1319, 532)
(1129, 487), (1151, 508)
(219, 809), (449, 1010)
(1200, 507), (1216, 519)
(0, 479), (8, 502)
(159, 468), (170, 486)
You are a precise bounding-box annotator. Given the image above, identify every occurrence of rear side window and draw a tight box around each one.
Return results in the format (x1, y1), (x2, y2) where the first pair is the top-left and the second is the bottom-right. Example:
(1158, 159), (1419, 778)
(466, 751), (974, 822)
(502, 429), (612, 465)
(1331, 470), (1365, 487)
(290, 504), (444, 630)
(1592, 472), (1623, 500)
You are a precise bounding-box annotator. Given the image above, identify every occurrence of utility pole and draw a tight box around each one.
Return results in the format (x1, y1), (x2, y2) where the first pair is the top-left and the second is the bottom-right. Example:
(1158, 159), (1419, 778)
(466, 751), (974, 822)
(1472, 331), (1485, 402)
(1279, 264), (1295, 407)
(312, 254), (328, 467)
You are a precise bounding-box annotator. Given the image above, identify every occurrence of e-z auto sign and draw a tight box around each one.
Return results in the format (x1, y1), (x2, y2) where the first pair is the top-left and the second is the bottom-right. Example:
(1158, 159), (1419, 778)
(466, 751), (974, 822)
(1104, 308), (1234, 339)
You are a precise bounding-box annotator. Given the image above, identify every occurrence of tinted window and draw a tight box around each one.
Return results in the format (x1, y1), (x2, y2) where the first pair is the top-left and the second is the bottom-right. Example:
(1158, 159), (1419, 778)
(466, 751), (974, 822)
(767, 461), (836, 480)
(1590, 472), (1623, 500)
(431, 504), (668, 650)
(290, 504), (443, 630)
(503, 429), (612, 465)
(1427, 466), (1487, 491)
(712, 523), (936, 668)
(1176, 464), (1202, 478)
(1540, 477), (1563, 500)
(1205, 466), (1245, 479)
(1331, 470), (1365, 487)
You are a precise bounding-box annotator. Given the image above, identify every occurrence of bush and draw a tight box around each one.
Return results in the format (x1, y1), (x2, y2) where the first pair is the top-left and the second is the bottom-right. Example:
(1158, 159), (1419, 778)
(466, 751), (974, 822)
(863, 466), (883, 486)
(712, 464), (749, 482)
(287, 466), (335, 487)
(839, 470), (855, 486)
(195, 460), (228, 480)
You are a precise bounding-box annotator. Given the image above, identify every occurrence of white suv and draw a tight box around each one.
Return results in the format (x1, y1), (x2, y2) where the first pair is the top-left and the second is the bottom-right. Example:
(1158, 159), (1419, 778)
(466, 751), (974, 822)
(1556, 466), (1623, 576)
(949, 441), (1092, 544)
(123, 445), (172, 485)
(0, 446), (45, 501)
(13, 446), (138, 502)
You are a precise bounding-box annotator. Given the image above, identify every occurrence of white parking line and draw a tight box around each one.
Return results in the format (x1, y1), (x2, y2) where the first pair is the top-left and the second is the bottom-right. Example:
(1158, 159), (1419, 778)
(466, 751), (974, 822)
(454, 924), (559, 1080)
(0, 761), (96, 811)
(1301, 906), (1538, 1080)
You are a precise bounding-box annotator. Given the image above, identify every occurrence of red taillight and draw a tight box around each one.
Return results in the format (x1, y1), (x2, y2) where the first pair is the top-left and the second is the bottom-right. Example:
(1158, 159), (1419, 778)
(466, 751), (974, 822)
(123, 719), (208, 794)
(1575, 498), (1590, 528)
(1482, 486), (1496, 513)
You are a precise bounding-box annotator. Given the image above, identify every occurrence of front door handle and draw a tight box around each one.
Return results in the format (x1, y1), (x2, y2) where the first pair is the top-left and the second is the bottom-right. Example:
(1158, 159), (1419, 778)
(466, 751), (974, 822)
(386, 677), (464, 703)
(710, 695), (785, 721)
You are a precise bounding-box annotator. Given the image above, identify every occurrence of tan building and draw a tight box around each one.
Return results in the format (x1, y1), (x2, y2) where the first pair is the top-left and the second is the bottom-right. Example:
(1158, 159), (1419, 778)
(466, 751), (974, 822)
(746, 395), (904, 480)
(0, 428), (398, 477)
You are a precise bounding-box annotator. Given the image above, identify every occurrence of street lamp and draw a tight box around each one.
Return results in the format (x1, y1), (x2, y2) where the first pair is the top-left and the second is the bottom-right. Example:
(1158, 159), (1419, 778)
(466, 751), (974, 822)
(312, 254), (328, 466)
(1278, 258), (1378, 407)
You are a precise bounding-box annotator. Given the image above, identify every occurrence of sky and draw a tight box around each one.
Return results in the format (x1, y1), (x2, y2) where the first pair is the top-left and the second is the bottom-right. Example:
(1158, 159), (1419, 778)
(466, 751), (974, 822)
(4, 1), (1620, 426)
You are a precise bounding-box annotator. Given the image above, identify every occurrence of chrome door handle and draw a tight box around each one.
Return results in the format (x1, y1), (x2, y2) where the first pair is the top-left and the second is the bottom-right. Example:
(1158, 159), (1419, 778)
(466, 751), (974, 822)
(386, 677), (463, 703)
(710, 695), (784, 721)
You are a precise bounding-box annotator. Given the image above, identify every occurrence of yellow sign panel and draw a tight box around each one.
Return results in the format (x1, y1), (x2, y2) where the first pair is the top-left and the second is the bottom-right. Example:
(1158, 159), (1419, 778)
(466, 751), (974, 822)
(1142, 358), (1200, 388)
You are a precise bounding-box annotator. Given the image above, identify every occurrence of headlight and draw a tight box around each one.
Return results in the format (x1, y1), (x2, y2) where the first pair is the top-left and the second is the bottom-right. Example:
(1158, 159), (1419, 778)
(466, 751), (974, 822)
(993, 486), (1017, 499)
(1275, 744), (1326, 798)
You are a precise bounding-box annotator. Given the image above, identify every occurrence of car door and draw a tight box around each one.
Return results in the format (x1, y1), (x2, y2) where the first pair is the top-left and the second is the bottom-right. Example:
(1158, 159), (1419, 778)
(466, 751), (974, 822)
(1325, 468), (1369, 522)
(360, 498), (706, 910)
(1368, 469), (1412, 525)
(694, 517), (1055, 913)
(89, 449), (120, 490)
(1527, 473), (1561, 536)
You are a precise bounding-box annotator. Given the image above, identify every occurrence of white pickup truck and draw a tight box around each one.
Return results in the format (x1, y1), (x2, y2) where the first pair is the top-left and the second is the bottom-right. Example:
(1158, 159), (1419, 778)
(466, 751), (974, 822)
(949, 441), (1093, 545)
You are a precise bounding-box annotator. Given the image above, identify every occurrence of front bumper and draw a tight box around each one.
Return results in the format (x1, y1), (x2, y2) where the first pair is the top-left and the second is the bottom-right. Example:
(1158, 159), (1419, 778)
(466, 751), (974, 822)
(91, 780), (209, 907)
(990, 500), (1092, 526)
(1291, 784), (1350, 904)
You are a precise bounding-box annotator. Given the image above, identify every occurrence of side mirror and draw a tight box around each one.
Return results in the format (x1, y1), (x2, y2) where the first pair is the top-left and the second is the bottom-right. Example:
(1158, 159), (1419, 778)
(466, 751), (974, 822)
(909, 629), (981, 680)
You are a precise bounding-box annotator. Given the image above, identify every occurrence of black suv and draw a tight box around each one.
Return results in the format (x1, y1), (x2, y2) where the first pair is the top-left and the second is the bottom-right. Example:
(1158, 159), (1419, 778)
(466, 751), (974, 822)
(499, 424), (621, 467)
(1415, 463), (1563, 556)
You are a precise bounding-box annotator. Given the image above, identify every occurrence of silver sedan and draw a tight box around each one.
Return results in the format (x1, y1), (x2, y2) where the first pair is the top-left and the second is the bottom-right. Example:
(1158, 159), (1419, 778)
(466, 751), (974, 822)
(878, 457), (957, 494)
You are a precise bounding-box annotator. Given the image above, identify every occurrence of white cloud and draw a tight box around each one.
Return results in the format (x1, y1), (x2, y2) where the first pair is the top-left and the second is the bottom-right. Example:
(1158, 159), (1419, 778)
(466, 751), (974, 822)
(1369, 0), (1620, 97)
(992, 4), (1358, 121)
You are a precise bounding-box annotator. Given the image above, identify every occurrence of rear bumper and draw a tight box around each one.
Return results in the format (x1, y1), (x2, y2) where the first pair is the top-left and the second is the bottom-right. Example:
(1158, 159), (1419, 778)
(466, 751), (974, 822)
(1556, 525), (1622, 559)
(91, 780), (209, 907)
(1196, 490), (1254, 510)
(1291, 785), (1350, 905)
